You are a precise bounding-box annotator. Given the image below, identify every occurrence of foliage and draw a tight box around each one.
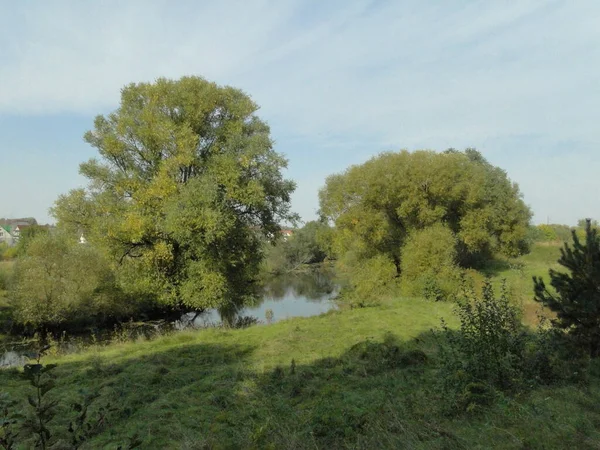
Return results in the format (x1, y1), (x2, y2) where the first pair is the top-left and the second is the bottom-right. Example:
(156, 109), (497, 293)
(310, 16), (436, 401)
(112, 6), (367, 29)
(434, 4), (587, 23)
(0, 345), (139, 449)
(524, 317), (589, 386)
(319, 148), (532, 297)
(399, 223), (461, 300)
(262, 221), (331, 274)
(286, 221), (329, 265)
(0, 245), (17, 261)
(535, 224), (573, 243)
(437, 279), (528, 411)
(21, 345), (58, 449)
(13, 225), (51, 257)
(68, 391), (117, 449)
(0, 269), (8, 293)
(534, 219), (600, 356)
(265, 309), (274, 324)
(9, 232), (123, 331)
(52, 76), (296, 314)
(338, 254), (397, 306)
(0, 393), (20, 450)
(574, 217), (599, 241)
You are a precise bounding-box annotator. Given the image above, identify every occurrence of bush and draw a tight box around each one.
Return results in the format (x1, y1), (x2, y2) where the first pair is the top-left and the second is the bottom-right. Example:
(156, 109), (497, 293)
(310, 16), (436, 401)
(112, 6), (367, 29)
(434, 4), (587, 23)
(261, 221), (333, 275)
(338, 253), (397, 306)
(400, 224), (462, 300)
(535, 224), (573, 243)
(437, 279), (528, 411)
(0, 268), (8, 292)
(0, 244), (18, 260)
(524, 320), (589, 386)
(10, 232), (126, 331)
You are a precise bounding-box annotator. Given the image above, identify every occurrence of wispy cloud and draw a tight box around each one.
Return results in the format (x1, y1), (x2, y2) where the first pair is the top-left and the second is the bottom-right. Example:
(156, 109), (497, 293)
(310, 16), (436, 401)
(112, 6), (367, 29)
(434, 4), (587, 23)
(1, 0), (599, 224)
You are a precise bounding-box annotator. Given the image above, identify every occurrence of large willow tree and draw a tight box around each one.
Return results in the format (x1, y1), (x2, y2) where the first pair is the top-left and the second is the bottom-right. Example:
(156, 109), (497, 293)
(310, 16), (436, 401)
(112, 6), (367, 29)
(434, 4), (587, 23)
(53, 76), (295, 313)
(319, 149), (531, 293)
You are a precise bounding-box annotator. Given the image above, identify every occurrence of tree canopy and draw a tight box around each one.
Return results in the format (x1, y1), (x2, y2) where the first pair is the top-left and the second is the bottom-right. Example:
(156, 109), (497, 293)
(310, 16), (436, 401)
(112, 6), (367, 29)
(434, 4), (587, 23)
(319, 149), (531, 294)
(52, 76), (295, 313)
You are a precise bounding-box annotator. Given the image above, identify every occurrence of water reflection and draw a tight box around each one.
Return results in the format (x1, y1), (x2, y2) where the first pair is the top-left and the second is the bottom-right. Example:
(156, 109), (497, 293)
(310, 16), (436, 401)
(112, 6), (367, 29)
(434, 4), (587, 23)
(192, 269), (340, 326)
(0, 270), (340, 367)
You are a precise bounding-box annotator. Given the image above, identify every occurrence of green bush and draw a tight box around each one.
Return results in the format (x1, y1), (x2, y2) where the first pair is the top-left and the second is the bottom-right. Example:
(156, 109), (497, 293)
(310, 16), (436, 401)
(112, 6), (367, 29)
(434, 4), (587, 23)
(524, 321), (589, 386)
(338, 253), (397, 306)
(437, 277), (587, 413)
(535, 224), (573, 242)
(437, 279), (528, 411)
(0, 268), (8, 292)
(0, 244), (18, 260)
(399, 224), (462, 300)
(10, 232), (126, 331)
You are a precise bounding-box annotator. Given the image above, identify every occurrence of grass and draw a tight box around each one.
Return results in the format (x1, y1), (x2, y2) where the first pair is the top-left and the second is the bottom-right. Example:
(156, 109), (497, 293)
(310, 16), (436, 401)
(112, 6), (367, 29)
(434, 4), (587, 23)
(483, 242), (564, 325)
(3, 242), (598, 448)
(2, 293), (600, 448)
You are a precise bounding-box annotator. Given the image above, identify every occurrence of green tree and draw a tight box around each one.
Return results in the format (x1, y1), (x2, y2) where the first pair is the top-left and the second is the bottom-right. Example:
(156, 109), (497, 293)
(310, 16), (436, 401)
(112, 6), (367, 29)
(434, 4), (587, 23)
(52, 76), (295, 316)
(283, 221), (329, 267)
(10, 232), (118, 331)
(319, 149), (531, 294)
(14, 225), (50, 256)
(534, 219), (600, 356)
(262, 221), (332, 274)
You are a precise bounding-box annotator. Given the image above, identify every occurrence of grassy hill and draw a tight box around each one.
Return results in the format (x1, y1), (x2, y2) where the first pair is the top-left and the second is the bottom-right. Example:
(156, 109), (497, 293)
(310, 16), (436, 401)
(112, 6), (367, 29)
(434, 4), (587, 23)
(3, 242), (600, 448)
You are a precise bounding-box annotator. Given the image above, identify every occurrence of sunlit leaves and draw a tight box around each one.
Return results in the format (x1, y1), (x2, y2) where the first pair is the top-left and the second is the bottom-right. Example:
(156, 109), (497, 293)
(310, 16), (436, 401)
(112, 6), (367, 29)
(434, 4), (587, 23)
(320, 149), (532, 295)
(52, 76), (295, 312)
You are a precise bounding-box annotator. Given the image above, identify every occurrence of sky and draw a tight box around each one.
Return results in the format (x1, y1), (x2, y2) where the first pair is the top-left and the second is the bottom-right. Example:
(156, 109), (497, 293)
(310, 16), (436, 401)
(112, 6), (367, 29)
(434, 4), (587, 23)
(1, 0), (599, 226)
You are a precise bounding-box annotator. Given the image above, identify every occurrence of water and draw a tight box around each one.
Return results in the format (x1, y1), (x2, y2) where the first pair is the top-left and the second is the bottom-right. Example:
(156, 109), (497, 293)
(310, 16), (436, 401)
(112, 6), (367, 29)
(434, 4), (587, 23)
(189, 269), (340, 327)
(0, 351), (28, 368)
(0, 270), (340, 367)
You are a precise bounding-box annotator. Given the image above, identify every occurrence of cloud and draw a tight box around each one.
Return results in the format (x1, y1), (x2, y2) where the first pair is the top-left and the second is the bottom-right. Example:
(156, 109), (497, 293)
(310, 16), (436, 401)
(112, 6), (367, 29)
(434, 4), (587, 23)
(1, 0), (599, 225)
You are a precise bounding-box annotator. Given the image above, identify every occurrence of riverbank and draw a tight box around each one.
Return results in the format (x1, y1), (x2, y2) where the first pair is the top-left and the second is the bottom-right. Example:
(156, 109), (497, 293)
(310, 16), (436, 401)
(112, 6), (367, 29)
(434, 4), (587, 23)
(1, 293), (599, 448)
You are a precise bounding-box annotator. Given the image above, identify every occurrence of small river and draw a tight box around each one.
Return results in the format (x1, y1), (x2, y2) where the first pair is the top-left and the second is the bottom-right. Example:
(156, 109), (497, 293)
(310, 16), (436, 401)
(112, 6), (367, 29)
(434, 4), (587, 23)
(1, 269), (340, 367)
(186, 268), (340, 327)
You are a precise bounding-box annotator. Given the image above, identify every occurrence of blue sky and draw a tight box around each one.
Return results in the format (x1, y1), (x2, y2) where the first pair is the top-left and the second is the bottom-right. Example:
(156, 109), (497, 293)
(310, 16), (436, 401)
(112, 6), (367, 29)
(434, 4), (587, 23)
(1, 0), (599, 225)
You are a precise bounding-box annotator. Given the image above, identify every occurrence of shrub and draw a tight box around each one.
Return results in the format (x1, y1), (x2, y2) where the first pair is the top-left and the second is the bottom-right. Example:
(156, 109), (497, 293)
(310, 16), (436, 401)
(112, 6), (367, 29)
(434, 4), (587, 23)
(400, 224), (462, 300)
(0, 268), (8, 292)
(535, 224), (573, 243)
(10, 232), (125, 331)
(437, 279), (528, 411)
(524, 318), (589, 386)
(338, 253), (397, 306)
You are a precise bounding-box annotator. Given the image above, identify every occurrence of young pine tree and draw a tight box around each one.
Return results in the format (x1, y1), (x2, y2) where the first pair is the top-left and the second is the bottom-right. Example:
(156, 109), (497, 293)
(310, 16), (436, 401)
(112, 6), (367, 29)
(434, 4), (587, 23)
(534, 219), (600, 356)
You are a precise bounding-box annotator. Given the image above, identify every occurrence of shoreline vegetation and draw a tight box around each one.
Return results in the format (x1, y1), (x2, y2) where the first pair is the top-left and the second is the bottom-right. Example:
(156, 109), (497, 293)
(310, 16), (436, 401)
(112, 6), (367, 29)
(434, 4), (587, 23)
(2, 239), (598, 448)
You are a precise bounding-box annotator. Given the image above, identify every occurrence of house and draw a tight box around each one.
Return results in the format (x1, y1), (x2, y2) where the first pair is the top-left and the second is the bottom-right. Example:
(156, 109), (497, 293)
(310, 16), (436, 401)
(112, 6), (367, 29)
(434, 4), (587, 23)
(0, 218), (39, 246)
(11, 224), (31, 241)
(0, 225), (14, 247)
(280, 229), (294, 241)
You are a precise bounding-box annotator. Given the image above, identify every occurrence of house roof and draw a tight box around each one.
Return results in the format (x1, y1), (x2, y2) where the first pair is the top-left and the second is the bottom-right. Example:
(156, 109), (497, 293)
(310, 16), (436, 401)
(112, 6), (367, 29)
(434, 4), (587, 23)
(0, 225), (12, 233)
